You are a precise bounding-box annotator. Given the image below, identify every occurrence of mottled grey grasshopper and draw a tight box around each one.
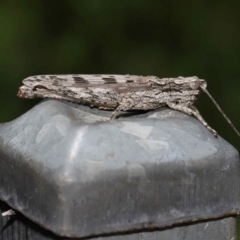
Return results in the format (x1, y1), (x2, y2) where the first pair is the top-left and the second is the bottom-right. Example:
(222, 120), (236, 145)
(17, 74), (240, 137)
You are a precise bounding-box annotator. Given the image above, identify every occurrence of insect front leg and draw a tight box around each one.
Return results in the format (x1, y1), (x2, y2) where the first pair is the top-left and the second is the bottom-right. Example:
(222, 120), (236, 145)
(189, 105), (218, 136)
(167, 102), (217, 137)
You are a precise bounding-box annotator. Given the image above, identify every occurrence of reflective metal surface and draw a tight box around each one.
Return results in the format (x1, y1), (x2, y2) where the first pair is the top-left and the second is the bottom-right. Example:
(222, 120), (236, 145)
(0, 100), (239, 238)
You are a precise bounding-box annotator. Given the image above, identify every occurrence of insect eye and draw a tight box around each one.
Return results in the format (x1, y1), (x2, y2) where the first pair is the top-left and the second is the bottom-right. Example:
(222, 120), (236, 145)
(33, 85), (49, 91)
(190, 81), (200, 90)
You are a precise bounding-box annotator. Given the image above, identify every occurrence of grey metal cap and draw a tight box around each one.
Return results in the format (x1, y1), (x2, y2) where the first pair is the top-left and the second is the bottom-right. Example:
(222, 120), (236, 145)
(0, 100), (239, 238)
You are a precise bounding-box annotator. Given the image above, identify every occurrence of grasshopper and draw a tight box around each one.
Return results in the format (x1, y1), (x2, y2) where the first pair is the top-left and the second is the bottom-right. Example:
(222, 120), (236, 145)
(18, 75), (240, 137)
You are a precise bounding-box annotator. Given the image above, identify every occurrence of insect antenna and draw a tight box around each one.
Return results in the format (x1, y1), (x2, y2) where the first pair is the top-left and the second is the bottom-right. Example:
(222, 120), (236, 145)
(200, 86), (240, 137)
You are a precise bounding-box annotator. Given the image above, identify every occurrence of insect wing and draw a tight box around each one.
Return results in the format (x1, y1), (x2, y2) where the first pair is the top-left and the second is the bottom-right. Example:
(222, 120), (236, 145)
(23, 75), (150, 93)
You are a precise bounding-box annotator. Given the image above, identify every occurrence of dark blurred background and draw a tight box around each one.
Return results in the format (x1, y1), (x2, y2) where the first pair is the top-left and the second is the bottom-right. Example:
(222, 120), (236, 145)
(1, 0), (240, 143)
(1, 4), (240, 142)
(1, 3), (240, 146)
(0, 0), (240, 236)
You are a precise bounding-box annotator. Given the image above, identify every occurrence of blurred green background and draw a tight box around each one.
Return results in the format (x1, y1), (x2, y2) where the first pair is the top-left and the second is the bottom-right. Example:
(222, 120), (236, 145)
(1, 0), (240, 144)
(1, 0), (240, 235)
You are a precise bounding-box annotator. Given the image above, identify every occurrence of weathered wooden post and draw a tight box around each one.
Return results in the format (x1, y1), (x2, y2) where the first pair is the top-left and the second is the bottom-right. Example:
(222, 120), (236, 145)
(0, 100), (239, 239)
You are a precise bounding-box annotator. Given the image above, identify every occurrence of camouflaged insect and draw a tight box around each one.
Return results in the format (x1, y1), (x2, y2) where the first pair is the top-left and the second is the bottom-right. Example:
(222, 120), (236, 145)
(17, 74), (240, 137)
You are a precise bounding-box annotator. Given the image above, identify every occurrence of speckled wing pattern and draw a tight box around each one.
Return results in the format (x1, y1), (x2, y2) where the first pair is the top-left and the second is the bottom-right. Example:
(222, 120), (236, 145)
(23, 74), (149, 86)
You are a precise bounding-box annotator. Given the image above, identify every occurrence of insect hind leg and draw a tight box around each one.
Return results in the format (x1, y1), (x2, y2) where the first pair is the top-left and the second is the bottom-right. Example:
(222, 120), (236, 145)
(110, 104), (120, 119)
(110, 100), (135, 119)
(167, 102), (217, 137)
